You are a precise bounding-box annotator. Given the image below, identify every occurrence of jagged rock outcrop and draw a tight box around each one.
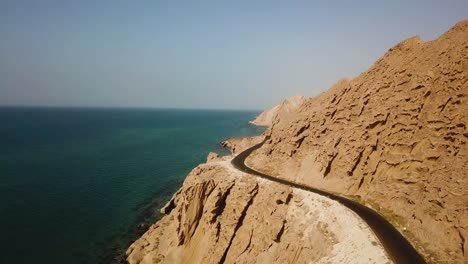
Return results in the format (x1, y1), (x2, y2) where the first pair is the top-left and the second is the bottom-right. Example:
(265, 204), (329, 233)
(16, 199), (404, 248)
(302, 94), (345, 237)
(250, 95), (306, 127)
(247, 20), (468, 263)
(219, 136), (264, 154)
(206, 152), (221, 163)
(127, 159), (390, 264)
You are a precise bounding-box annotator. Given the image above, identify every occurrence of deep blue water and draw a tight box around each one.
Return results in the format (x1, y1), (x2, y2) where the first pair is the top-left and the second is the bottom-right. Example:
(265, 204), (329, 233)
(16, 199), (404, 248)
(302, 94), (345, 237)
(0, 107), (264, 264)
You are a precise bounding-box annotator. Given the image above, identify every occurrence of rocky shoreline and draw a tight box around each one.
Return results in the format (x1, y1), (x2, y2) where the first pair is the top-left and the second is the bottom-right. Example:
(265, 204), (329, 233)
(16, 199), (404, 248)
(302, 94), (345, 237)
(125, 19), (467, 264)
(126, 136), (392, 263)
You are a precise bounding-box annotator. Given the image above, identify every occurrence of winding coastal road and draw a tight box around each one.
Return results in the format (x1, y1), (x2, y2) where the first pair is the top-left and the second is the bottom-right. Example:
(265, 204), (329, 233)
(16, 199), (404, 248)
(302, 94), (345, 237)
(231, 139), (426, 264)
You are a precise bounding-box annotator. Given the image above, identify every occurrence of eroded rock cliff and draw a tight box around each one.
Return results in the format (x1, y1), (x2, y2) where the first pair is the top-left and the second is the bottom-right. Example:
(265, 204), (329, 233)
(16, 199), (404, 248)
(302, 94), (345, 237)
(250, 95), (306, 127)
(219, 136), (264, 155)
(247, 20), (468, 263)
(127, 157), (390, 264)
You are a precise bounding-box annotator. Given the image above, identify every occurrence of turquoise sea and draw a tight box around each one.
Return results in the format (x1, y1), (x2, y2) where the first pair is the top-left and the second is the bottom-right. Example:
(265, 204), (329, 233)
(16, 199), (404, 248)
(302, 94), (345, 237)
(0, 107), (264, 264)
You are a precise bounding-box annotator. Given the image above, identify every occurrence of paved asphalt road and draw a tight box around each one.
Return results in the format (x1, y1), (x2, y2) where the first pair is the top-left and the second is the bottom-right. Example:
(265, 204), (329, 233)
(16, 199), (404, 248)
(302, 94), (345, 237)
(231, 139), (426, 264)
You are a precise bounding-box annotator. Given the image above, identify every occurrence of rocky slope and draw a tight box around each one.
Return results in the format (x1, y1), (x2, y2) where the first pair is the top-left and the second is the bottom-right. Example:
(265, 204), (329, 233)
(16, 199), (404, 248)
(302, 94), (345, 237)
(219, 136), (264, 155)
(250, 95), (306, 127)
(126, 153), (390, 264)
(247, 20), (468, 263)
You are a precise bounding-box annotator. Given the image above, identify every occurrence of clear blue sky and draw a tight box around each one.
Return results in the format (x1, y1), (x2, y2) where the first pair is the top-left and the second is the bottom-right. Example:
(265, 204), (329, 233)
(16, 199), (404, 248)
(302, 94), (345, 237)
(0, 1), (466, 110)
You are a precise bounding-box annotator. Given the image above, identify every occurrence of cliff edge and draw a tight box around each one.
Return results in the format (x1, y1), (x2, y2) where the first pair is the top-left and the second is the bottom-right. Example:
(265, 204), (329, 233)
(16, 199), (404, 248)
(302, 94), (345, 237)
(126, 149), (390, 264)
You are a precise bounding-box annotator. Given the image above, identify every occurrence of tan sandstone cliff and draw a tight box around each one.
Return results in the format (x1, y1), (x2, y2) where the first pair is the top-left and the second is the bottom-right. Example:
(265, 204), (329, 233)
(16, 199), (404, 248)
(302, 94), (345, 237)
(250, 95), (306, 127)
(126, 144), (391, 264)
(127, 19), (467, 264)
(219, 136), (264, 155)
(247, 20), (468, 263)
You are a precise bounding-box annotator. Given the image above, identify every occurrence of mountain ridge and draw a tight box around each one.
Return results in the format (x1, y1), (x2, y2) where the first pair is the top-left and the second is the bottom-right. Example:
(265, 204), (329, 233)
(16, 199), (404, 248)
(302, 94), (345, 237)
(250, 95), (306, 127)
(126, 19), (468, 264)
(247, 19), (468, 263)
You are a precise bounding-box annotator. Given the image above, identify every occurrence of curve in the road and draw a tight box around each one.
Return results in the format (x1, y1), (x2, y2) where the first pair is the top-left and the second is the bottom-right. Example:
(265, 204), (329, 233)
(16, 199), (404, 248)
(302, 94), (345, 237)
(231, 139), (426, 264)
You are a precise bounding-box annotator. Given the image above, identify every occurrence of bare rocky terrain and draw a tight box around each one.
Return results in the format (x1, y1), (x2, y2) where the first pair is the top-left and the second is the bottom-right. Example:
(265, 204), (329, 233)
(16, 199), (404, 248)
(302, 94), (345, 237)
(126, 156), (390, 264)
(127, 19), (467, 264)
(247, 20), (468, 263)
(219, 136), (264, 155)
(250, 95), (305, 127)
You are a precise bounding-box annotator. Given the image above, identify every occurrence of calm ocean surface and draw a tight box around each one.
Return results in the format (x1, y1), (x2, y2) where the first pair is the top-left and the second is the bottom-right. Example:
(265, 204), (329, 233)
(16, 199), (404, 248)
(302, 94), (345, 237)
(0, 107), (264, 264)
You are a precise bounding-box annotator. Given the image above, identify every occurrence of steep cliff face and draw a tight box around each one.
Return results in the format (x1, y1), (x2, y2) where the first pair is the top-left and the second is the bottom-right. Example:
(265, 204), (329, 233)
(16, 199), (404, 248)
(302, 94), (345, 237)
(126, 152), (390, 263)
(250, 95), (306, 127)
(247, 20), (468, 263)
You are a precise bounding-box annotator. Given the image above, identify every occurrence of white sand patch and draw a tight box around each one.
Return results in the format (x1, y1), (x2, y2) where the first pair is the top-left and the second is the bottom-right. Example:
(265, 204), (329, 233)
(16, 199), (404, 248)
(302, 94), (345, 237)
(218, 159), (392, 263)
(216, 159), (247, 178)
(291, 189), (392, 264)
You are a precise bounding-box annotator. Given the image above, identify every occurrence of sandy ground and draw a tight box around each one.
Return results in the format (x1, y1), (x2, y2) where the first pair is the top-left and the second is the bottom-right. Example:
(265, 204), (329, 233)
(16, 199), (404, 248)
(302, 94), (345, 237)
(220, 158), (392, 263)
(293, 188), (391, 264)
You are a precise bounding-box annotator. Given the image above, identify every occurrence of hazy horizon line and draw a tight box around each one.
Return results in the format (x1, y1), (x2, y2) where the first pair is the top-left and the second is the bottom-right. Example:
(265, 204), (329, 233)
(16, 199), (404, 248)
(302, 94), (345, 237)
(0, 104), (264, 112)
